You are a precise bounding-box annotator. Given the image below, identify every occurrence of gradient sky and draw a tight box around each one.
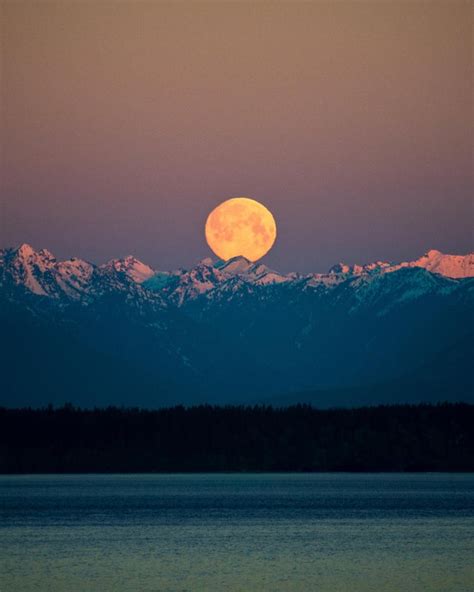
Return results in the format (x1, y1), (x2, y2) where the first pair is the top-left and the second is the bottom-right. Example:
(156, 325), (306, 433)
(1, 1), (472, 272)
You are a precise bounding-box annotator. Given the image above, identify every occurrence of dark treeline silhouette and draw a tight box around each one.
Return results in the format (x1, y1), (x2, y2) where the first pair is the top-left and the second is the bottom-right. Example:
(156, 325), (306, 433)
(1, 403), (473, 473)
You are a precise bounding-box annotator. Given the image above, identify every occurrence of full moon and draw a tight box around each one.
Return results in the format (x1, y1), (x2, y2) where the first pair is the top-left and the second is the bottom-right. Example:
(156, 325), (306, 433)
(205, 197), (277, 262)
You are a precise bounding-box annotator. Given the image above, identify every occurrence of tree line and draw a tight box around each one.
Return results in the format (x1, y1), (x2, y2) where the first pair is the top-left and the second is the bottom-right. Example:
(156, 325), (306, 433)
(1, 402), (473, 473)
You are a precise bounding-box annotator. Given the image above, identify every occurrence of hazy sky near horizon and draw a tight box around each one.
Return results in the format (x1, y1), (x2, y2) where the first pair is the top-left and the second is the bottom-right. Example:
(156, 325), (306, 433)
(1, 1), (472, 272)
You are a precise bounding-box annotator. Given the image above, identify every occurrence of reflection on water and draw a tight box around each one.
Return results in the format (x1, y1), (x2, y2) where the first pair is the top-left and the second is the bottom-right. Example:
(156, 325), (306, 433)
(1, 473), (473, 591)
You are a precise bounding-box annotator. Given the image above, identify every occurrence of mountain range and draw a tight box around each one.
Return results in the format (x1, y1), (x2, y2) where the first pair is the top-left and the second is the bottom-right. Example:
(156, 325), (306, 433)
(1, 244), (473, 408)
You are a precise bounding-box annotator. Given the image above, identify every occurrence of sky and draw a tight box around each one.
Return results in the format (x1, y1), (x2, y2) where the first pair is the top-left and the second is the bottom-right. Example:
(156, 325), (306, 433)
(1, 1), (472, 272)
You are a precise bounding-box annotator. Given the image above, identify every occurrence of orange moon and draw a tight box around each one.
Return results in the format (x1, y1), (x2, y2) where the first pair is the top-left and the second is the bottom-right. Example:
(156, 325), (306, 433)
(205, 197), (277, 262)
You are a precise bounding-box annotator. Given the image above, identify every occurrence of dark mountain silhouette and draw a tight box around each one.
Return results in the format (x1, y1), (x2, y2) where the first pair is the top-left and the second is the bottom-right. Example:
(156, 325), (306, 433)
(1, 244), (472, 407)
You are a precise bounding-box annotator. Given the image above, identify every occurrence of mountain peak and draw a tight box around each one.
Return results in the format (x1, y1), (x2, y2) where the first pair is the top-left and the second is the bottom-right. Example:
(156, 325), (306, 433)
(425, 249), (442, 258)
(102, 256), (154, 283)
(38, 248), (56, 261)
(327, 249), (473, 279)
(199, 257), (214, 267)
(13, 244), (57, 264)
(15, 243), (37, 258)
(328, 262), (352, 274)
(219, 256), (253, 274)
(401, 249), (474, 278)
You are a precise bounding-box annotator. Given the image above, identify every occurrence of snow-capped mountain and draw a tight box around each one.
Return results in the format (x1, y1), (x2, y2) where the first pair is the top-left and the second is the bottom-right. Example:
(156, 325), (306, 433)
(392, 249), (474, 278)
(100, 256), (155, 284)
(0, 243), (94, 300)
(328, 249), (474, 279)
(329, 260), (392, 275)
(0, 243), (160, 303)
(142, 256), (292, 305)
(1, 244), (472, 304)
(1, 243), (473, 408)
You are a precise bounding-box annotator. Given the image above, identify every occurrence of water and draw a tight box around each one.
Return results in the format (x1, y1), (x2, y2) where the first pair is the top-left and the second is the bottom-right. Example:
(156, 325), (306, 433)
(1, 473), (473, 592)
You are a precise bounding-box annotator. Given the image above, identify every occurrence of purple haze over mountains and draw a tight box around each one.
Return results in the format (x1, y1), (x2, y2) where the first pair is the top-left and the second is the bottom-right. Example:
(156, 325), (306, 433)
(1, 2), (472, 272)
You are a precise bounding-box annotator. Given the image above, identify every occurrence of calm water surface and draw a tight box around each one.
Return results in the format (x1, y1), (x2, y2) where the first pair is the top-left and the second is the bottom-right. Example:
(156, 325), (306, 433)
(1, 473), (473, 591)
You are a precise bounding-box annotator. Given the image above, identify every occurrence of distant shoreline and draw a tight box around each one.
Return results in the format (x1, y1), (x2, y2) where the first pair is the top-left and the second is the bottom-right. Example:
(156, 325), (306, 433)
(1, 403), (473, 474)
(2, 470), (473, 475)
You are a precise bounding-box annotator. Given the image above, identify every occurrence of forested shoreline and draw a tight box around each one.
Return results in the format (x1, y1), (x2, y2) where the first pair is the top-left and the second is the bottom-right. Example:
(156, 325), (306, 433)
(1, 403), (473, 473)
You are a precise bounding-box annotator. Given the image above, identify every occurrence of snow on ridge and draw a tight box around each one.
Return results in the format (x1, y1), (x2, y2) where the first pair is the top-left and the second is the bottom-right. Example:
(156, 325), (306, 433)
(218, 256), (254, 274)
(216, 256), (290, 285)
(199, 257), (214, 267)
(6, 243), (56, 295)
(15, 243), (37, 258)
(389, 250), (474, 279)
(327, 250), (473, 279)
(101, 256), (155, 283)
(1, 244), (98, 299)
(2, 244), (473, 305)
(329, 260), (391, 275)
